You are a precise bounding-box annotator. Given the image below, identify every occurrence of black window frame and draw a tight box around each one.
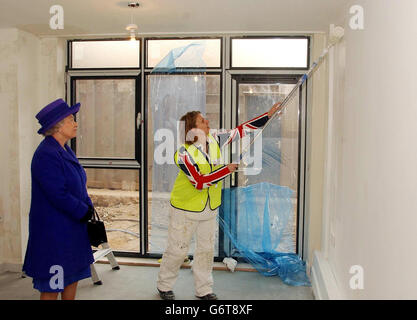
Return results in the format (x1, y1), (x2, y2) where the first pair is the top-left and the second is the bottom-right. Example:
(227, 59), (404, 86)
(70, 75), (141, 164)
(145, 36), (223, 70)
(143, 70), (223, 259)
(230, 36), (310, 71)
(68, 38), (141, 71)
(66, 34), (311, 261)
(69, 73), (143, 257)
(219, 74), (307, 260)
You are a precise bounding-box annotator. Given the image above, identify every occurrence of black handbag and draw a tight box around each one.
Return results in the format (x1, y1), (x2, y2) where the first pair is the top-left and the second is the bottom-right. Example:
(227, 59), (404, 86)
(87, 207), (108, 247)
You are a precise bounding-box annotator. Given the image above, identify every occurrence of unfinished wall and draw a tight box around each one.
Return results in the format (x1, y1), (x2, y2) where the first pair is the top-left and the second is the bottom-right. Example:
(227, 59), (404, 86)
(314, 0), (417, 299)
(0, 28), (19, 271)
(38, 37), (66, 108)
(0, 28), (65, 272)
(0, 28), (39, 271)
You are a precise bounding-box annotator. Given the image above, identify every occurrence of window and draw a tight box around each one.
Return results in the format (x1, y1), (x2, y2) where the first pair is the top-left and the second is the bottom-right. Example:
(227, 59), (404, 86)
(67, 34), (309, 259)
(86, 168), (140, 253)
(146, 38), (221, 69)
(71, 40), (140, 69)
(231, 37), (308, 68)
(146, 73), (221, 254)
(74, 78), (137, 159)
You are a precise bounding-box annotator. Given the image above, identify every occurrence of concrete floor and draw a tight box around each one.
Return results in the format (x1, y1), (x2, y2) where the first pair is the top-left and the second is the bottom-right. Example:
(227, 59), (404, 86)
(0, 262), (314, 300)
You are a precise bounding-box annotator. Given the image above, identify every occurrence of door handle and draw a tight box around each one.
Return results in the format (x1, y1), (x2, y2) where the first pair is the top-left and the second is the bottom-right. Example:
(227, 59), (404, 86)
(136, 112), (142, 130)
(231, 172), (237, 188)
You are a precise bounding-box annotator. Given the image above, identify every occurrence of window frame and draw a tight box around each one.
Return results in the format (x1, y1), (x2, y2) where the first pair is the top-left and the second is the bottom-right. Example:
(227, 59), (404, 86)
(70, 75), (141, 167)
(230, 74), (305, 258)
(66, 34), (311, 261)
(230, 35), (310, 70)
(145, 36), (223, 70)
(143, 70), (223, 256)
(68, 38), (142, 71)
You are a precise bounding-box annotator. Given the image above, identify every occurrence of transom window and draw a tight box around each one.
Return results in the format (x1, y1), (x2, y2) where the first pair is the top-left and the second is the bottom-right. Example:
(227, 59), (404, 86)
(231, 37), (309, 69)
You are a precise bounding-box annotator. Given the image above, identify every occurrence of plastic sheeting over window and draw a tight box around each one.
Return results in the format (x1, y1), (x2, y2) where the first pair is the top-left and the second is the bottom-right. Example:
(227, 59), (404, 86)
(147, 39), (221, 68)
(147, 42), (221, 254)
(150, 42), (207, 73)
(219, 182), (310, 286)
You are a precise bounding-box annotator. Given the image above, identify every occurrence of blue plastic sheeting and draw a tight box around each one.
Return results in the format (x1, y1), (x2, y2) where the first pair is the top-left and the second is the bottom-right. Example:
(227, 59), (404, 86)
(218, 182), (311, 286)
(148, 42), (208, 253)
(148, 74), (206, 192)
(149, 42), (208, 193)
(151, 42), (206, 73)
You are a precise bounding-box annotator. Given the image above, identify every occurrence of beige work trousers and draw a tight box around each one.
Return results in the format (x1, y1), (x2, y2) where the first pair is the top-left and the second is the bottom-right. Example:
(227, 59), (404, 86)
(157, 205), (217, 297)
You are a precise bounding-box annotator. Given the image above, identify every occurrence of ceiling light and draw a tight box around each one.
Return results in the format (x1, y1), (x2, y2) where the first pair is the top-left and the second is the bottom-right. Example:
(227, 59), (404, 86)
(126, 2), (140, 41)
(126, 23), (138, 41)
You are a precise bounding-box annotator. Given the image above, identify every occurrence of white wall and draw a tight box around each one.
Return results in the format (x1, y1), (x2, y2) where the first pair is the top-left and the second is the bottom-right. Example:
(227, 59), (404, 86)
(0, 28), (65, 271)
(304, 33), (328, 272)
(314, 0), (417, 299)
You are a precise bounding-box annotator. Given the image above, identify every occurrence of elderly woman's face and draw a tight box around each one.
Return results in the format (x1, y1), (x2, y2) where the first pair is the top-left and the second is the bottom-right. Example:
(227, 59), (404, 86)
(58, 114), (78, 140)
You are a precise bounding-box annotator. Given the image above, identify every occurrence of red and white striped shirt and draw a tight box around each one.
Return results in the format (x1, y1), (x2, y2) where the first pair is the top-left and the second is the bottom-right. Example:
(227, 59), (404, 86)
(176, 112), (269, 190)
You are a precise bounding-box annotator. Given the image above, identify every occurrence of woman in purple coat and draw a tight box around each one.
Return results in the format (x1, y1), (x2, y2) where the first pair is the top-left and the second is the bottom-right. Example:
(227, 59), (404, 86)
(22, 99), (95, 300)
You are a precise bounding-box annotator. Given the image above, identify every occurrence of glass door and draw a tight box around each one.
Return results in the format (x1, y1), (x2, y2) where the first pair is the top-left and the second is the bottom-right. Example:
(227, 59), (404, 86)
(221, 75), (304, 258)
(71, 76), (141, 254)
(145, 73), (221, 256)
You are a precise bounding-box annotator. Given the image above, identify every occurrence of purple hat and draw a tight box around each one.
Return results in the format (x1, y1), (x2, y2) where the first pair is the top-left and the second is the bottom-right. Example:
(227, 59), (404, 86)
(36, 99), (81, 134)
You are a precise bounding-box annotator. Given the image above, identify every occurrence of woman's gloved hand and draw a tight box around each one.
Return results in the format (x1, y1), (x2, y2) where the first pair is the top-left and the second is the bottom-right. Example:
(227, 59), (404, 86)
(80, 205), (94, 223)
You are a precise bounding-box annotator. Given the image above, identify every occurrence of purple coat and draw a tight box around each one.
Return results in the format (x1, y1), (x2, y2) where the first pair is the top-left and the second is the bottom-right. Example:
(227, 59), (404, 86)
(22, 136), (94, 279)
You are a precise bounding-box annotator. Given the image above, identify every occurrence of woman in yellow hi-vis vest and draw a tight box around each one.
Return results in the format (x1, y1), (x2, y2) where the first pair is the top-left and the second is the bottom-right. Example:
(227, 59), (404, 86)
(157, 102), (283, 300)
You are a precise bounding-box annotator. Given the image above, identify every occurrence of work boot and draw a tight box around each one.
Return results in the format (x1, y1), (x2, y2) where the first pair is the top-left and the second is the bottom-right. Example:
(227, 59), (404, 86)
(196, 293), (218, 300)
(158, 288), (175, 300)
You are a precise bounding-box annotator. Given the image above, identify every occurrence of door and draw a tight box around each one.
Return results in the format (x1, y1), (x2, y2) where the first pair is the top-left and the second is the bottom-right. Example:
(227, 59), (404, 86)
(71, 76), (142, 255)
(145, 73), (222, 256)
(220, 75), (305, 259)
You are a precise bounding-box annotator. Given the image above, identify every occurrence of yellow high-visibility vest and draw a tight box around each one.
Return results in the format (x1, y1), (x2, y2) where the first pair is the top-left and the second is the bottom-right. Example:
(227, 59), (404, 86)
(171, 134), (224, 212)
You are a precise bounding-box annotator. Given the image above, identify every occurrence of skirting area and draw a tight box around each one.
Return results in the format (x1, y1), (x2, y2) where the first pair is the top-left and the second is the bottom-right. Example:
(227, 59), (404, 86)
(311, 251), (341, 300)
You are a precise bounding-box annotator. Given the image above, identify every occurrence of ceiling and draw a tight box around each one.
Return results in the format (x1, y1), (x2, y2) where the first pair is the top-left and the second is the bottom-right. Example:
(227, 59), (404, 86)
(0, 0), (349, 37)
